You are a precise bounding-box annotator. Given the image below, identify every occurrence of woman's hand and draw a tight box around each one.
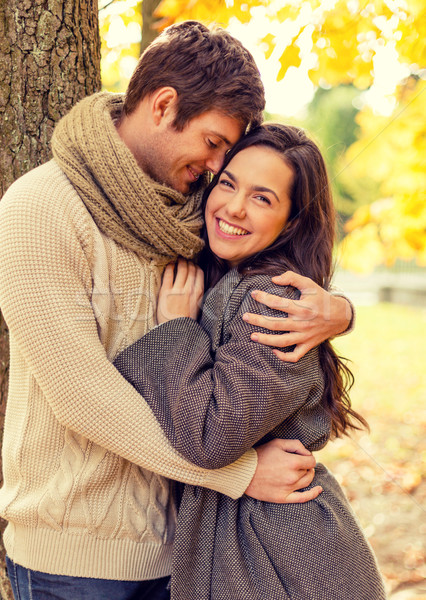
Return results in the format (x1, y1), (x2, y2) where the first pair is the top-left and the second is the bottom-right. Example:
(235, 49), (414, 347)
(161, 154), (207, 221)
(157, 259), (204, 325)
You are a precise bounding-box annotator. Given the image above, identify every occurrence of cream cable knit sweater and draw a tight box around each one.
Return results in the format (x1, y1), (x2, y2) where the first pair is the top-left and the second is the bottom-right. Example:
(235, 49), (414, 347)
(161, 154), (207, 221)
(0, 160), (257, 580)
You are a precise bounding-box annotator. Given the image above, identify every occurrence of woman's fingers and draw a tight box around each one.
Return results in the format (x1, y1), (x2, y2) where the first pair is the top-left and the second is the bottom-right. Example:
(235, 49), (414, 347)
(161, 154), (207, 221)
(194, 265), (205, 298)
(282, 485), (323, 504)
(174, 258), (188, 287)
(161, 262), (176, 290)
(185, 261), (197, 290)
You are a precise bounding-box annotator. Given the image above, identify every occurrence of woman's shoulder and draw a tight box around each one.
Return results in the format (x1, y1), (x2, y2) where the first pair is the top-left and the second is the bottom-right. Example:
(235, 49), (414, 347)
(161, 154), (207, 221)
(211, 270), (303, 326)
(204, 269), (302, 324)
(236, 270), (301, 301)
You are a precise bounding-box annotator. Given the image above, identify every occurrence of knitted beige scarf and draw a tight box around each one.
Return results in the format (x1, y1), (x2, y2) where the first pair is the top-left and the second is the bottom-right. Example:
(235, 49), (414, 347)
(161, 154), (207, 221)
(51, 92), (205, 262)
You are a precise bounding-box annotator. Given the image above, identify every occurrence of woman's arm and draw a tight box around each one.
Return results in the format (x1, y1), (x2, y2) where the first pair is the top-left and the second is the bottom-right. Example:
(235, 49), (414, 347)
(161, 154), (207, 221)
(114, 273), (324, 470)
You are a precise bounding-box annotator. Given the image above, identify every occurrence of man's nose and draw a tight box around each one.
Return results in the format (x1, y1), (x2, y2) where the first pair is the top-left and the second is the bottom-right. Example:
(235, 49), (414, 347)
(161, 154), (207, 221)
(205, 151), (225, 175)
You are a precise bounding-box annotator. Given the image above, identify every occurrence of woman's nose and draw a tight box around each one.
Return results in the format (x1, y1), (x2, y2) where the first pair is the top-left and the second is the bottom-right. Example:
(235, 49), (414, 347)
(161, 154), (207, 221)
(227, 194), (246, 219)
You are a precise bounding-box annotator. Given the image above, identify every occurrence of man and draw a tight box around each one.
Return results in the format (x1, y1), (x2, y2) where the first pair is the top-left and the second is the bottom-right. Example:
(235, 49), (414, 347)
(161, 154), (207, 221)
(0, 21), (352, 600)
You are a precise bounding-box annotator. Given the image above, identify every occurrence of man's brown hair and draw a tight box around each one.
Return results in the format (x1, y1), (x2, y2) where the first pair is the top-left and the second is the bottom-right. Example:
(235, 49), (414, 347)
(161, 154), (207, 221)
(124, 21), (265, 131)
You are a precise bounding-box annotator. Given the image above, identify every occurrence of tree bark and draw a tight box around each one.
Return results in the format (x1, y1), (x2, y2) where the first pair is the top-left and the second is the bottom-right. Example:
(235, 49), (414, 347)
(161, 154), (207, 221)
(0, 0), (101, 194)
(0, 314), (8, 600)
(141, 0), (162, 54)
(0, 1), (101, 596)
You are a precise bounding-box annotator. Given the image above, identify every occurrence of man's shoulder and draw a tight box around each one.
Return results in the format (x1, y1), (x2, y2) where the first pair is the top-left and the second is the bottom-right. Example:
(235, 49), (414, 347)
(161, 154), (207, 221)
(2, 160), (73, 202)
(1, 159), (91, 225)
(0, 160), (96, 257)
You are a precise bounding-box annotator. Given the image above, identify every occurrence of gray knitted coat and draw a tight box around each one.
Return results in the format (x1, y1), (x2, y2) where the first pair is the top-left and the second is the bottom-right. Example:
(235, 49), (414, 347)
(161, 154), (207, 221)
(114, 269), (386, 600)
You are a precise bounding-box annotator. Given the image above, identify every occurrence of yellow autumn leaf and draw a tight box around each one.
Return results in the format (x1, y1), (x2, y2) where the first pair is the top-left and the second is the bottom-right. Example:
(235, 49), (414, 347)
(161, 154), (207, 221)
(260, 32), (275, 60)
(277, 43), (301, 81)
(401, 470), (422, 493)
(274, 4), (301, 23)
(155, 0), (267, 28)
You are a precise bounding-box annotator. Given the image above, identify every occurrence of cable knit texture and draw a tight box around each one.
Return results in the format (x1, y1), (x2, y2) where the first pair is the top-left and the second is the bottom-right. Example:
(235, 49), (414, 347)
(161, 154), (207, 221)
(51, 91), (205, 261)
(0, 155), (257, 580)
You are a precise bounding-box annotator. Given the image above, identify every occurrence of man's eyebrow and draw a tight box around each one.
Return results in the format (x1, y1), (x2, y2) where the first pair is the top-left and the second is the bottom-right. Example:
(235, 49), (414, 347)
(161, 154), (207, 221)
(222, 170), (280, 202)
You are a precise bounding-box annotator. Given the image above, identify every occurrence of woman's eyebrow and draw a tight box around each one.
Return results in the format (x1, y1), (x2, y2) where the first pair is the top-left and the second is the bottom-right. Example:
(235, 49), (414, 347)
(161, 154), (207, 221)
(252, 185), (280, 202)
(222, 169), (236, 182)
(222, 169), (280, 202)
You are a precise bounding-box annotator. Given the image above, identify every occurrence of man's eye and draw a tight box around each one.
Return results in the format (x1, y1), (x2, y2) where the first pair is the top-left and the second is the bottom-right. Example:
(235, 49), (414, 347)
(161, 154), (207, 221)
(207, 139), (218, 149)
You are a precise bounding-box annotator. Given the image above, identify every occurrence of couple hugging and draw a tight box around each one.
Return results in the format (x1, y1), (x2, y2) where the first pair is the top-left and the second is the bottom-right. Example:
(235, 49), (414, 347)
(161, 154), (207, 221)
(0, 20), (386, 600)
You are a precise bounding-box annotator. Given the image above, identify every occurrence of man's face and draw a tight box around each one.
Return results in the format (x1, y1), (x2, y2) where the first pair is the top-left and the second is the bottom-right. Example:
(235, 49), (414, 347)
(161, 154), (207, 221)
(143, 110), (244, 194)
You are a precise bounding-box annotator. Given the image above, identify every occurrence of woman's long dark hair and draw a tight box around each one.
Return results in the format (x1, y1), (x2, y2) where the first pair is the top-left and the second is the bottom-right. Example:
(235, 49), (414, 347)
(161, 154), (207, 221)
(199, 123), (368, 438)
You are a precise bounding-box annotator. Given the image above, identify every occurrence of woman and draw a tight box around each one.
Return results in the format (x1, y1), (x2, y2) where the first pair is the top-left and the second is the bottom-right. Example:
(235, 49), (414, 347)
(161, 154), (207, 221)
(114, 124), (386, 599)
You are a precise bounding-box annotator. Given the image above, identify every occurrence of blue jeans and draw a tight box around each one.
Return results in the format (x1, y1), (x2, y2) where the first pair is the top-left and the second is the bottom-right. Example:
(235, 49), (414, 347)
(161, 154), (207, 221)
(6, 556), (171, 600)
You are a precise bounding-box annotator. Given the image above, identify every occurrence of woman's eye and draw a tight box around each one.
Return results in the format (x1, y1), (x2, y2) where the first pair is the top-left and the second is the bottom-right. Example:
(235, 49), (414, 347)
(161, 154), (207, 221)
(207, 139), (218, 149)
(255, 195), (271, 205)
(219, 178), (233, 188)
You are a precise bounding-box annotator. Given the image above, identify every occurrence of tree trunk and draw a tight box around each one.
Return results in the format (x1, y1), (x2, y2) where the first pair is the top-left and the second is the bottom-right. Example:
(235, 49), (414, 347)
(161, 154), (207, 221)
(0, 1), (101, 596)
(141, 0), (162, 54)
(0, 316), (8, 600)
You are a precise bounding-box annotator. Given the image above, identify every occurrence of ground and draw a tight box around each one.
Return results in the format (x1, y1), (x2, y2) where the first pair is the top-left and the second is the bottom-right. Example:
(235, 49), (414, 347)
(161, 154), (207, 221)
(318, 302), (426, 599)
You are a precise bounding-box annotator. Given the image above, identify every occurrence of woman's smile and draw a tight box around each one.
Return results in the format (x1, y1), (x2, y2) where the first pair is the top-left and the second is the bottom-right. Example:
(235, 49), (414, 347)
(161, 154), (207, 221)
(216, 217), (250, 237)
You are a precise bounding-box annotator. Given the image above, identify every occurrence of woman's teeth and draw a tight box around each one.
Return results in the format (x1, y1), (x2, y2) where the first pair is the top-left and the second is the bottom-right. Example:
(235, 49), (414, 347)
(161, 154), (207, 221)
(218, 219), (249, 236)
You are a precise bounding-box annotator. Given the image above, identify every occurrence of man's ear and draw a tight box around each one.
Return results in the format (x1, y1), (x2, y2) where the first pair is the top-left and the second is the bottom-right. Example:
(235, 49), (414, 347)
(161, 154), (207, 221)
(151, 87), (178, 126)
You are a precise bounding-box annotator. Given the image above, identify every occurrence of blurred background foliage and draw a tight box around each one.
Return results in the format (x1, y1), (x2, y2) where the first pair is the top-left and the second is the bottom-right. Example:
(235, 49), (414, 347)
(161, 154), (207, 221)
(99, 0), (425, 275)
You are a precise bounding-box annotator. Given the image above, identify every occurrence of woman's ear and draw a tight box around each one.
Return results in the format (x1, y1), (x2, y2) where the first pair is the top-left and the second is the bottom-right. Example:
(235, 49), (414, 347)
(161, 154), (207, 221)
(150, 87), (178, 126)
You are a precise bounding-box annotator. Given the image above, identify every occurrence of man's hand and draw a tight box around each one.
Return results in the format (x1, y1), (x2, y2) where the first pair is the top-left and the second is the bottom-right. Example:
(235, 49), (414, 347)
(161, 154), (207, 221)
(245, 439), (322, 504)
(243, 270), (353, 363)
(157, 259), (204, 325)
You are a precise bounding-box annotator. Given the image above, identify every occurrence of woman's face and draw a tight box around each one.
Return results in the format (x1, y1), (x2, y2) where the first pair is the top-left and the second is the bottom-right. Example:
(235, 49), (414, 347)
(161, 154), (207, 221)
(205, 145), (294, 267)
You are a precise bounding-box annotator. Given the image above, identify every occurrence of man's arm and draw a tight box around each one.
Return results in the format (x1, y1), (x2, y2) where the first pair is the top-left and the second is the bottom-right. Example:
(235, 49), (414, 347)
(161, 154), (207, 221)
(245, 439), (321, 503)
(243, 270), (354, 363)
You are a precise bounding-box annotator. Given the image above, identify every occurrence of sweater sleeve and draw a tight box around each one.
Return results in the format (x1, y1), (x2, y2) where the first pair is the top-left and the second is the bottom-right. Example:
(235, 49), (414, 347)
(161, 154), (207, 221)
(0, 181), (257, 499)
(114, 276), (323, 469)
(330, 287), (356, 336)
